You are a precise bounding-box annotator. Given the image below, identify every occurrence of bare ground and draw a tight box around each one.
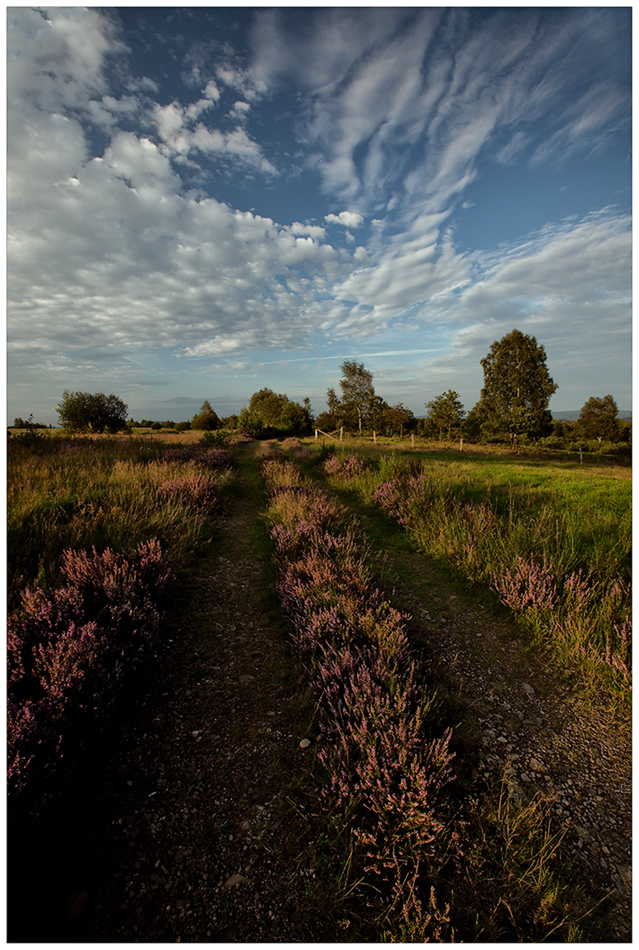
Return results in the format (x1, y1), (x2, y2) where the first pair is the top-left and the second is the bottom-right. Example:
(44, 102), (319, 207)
(9, 440), (631, 942)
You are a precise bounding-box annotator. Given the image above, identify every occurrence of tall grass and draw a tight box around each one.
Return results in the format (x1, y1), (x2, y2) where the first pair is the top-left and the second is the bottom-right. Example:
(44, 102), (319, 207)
(7, 435), (233, 598)
(321, 451), (631, 700)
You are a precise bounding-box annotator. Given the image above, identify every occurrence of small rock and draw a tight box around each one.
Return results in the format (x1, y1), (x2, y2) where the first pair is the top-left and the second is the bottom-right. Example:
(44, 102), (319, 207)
(239, 674), (255, 684)
(191, 731), (200, 738)
(300, 738), (311, 749)
(224, 873), (247, 889)
(523, 683), (535, 695)
(520, 772), (531, 783)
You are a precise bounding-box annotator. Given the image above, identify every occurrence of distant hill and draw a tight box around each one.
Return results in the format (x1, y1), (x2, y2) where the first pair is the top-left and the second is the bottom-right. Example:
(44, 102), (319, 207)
(552, 410), (632, 421)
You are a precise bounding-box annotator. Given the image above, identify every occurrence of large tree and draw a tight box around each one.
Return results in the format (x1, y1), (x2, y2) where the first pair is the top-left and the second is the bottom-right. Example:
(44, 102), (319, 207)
(425, 390), (465, 440)
(478, 329), (557, 448)
(578, 395), (620, 442)
(338, 360), (376, 433)
(249, 388), (289, 426)
(56, 390), (128, 432)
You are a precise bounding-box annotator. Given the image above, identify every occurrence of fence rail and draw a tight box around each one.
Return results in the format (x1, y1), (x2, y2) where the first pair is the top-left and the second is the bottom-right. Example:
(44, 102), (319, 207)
(315, 427), (343, 442)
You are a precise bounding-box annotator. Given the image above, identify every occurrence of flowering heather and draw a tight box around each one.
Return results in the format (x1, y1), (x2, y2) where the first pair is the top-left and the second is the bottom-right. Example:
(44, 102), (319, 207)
(199, 447), (233, 470)
(158, 472), (220, 512)
(7, 540), (174, 821)
(493, 556), (558, 613)
(323, 454), (368, 479)
(263, 457), (459, 935)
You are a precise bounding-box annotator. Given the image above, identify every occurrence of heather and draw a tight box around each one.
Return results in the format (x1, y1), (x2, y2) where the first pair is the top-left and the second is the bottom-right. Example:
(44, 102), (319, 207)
(7, 434), (233, 825)
(321, 450), (631, 698)
(7, 434), (233, 596)
(7, 540), (174, 823)
(262, 456), (461, 939)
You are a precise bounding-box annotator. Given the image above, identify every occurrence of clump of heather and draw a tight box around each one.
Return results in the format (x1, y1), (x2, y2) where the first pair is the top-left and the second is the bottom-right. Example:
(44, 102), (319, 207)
(263, 457), (459, 938)
(323, 454), (369, 479)
(199, 447), (233, 470)
(7, 540), (174, 823)
(493, 556), (558, 614)
(158, 472), (219, 512)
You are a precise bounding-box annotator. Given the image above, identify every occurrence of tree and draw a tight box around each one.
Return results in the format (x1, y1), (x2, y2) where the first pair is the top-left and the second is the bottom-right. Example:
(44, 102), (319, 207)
(478, 329), (557, 449)
(578, 395), (620, 443)
(191, 400), (219, 430)
(249, 388), (289, 427)
(382, 402), (414, 437)
(56, 391), (128, 433)
(338, 360), (376, 433)
(425, 390), (465, 440)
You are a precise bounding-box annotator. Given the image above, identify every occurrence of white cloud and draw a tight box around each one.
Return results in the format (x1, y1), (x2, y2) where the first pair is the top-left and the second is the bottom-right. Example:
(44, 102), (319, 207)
(325, 211), (364, 229)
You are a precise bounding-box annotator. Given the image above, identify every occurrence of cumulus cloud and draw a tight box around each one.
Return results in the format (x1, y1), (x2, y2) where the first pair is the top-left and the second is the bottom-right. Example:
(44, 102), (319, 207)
(7, 8), (343, 384)
(325, 211), (364, 229)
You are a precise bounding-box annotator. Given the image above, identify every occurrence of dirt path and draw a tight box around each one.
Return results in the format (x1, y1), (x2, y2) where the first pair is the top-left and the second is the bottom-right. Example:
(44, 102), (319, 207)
(68, 442), (323, 942)
(340, 490), (632, 941)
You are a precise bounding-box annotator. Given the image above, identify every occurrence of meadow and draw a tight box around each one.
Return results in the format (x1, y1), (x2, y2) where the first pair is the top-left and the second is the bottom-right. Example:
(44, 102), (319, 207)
(312, 439), (631, 702)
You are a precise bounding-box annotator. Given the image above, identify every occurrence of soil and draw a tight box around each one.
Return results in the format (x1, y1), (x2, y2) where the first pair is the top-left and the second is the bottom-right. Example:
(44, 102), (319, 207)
(7, 440), (631, 942)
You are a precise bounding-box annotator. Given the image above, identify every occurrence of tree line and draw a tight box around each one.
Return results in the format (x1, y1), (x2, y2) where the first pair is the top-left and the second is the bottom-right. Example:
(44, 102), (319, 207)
(25, 329), (629, 447)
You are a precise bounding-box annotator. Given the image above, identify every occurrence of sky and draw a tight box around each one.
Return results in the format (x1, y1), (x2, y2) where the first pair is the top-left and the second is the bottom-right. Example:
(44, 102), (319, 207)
(6, 5), (632, 426)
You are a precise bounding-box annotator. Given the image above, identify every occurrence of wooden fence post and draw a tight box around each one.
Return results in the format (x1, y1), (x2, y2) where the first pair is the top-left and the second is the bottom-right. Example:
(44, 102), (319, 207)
(340, 428), (343, 442)
(411, 433), (415, 448)
(373, 431), (377, 444)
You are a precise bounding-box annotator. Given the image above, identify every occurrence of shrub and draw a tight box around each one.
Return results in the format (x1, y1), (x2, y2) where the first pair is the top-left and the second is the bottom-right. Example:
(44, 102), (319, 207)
(157, 472), (220, 512)
(7, 540), (174, 821)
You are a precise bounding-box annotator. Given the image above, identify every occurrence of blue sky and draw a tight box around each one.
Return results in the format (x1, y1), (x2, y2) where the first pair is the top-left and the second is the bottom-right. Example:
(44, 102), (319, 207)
(7, 5), (632, 425)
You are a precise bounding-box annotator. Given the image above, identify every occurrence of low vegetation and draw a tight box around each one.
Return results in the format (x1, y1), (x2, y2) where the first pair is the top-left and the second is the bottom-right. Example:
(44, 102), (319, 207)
(7, 433), (235, 831)
(320, 446), (631, 705)
(7, 418), (628, 939)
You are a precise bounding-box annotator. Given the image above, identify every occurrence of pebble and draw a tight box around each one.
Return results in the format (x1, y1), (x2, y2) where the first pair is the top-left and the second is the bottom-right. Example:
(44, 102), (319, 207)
(299, 739), (311, 749)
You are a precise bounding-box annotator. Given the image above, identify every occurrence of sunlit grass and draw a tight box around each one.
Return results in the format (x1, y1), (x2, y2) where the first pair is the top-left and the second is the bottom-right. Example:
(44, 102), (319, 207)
(311, 444), (631, 703)
(7, 435), (233, 594)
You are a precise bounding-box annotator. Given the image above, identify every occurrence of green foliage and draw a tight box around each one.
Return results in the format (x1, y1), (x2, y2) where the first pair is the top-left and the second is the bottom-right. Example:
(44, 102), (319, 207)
(241, 389), (313, 437)
(425, 390), (465, 440)
(477, 329), (557, 448)
(56, 390), (128, 433)
(13, 414), (47, 430)
(249, 387), (290, 426)
(578, 394), (620, 442)
(200, 429), (232, 447)
(323, 448), (631, 702)
(191, 400), (219, 431)
(338, 360), (376, 432)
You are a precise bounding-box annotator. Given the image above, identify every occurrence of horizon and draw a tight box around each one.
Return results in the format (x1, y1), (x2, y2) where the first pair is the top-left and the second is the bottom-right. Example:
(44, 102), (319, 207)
(7, 7), (631, 427)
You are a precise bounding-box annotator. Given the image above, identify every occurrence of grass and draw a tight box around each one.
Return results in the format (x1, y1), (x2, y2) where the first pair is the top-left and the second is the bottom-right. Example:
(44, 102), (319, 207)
(7, 434), (234, 598)
(305, 440), (631, 704)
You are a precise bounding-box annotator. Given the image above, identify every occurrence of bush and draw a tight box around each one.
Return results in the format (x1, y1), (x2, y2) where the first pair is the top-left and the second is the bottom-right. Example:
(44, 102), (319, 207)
(7, 540), (174, 821)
